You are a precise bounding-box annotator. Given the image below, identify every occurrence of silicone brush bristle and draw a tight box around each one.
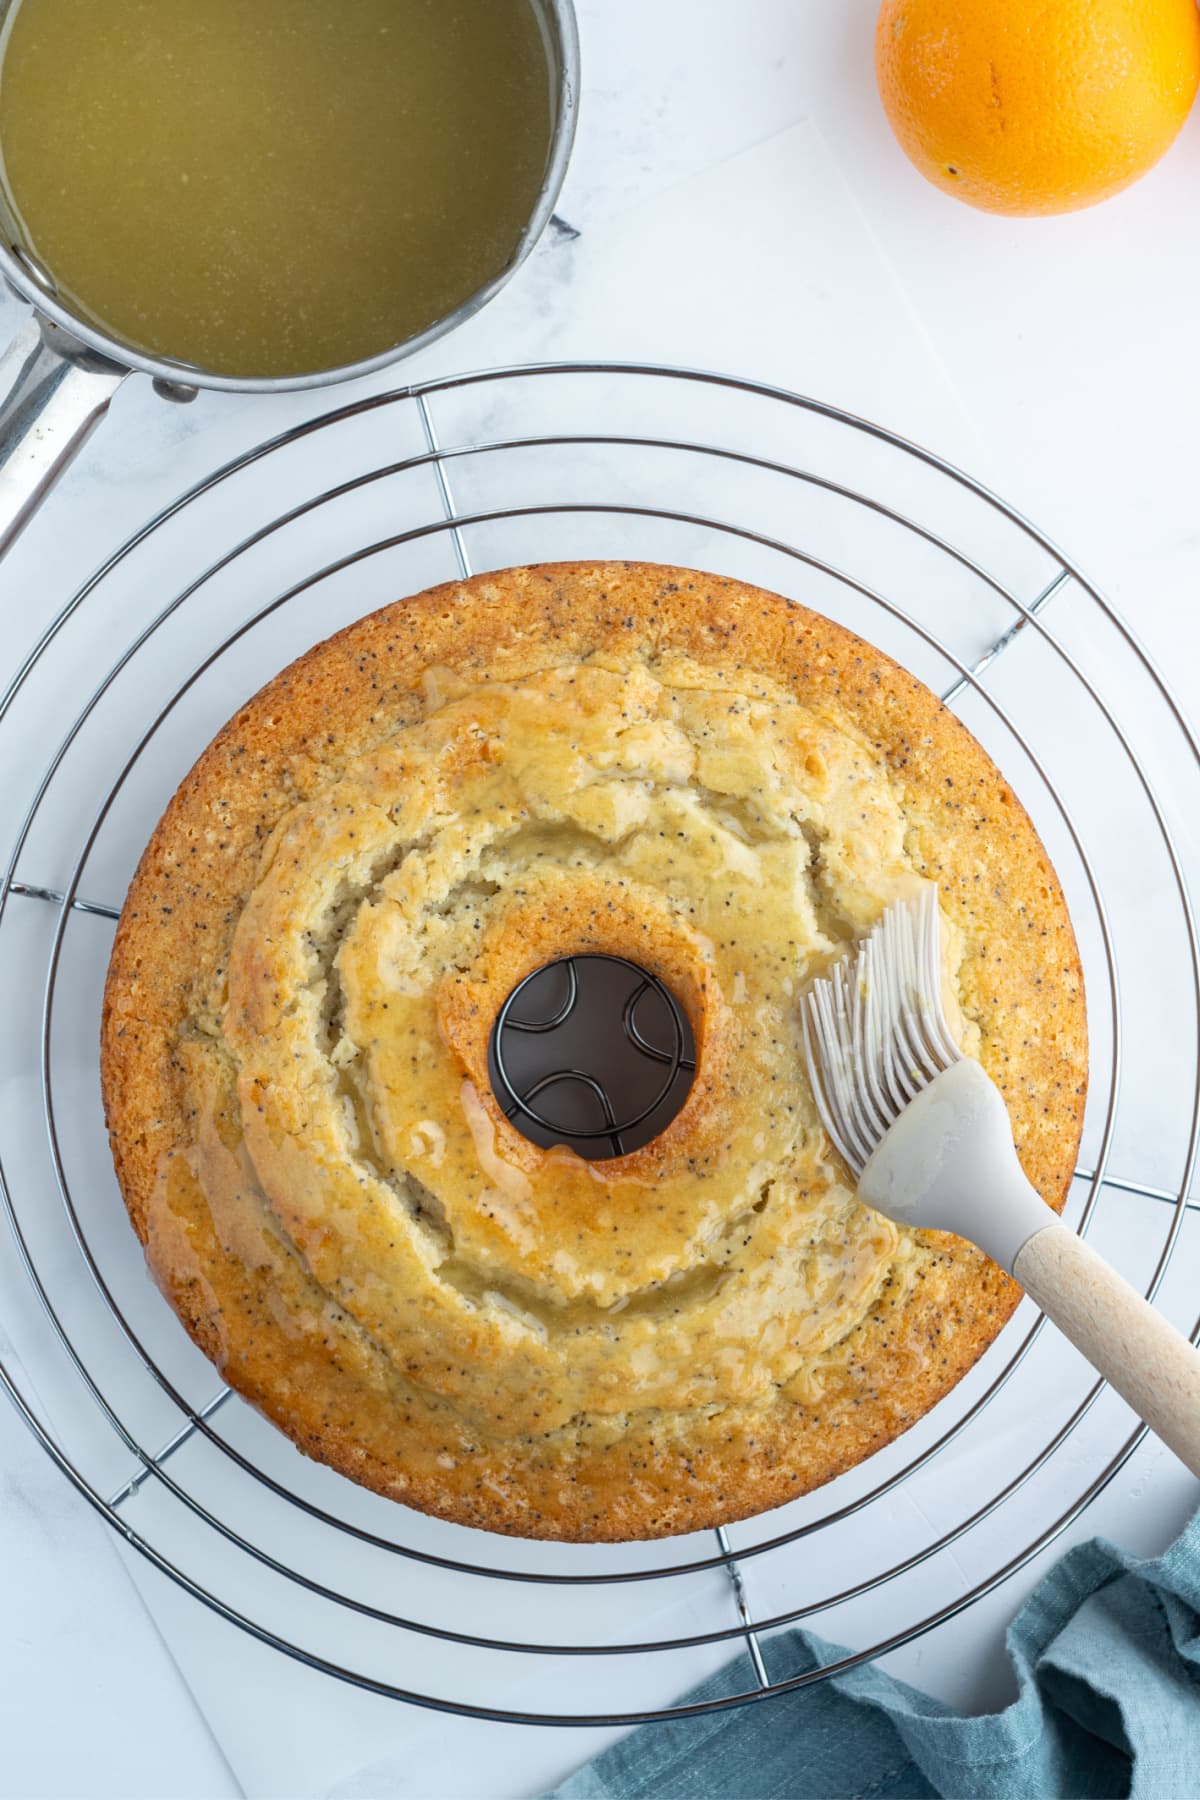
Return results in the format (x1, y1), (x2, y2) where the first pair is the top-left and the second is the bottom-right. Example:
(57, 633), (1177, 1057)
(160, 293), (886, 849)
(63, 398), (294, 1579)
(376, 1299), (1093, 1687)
(801, 886), (962, 1179)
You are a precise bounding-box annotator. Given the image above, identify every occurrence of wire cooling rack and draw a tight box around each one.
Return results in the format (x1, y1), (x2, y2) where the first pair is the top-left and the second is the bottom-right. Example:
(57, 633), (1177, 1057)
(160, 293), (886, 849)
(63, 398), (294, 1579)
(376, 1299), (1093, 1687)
(1, 361), (1198, 1727)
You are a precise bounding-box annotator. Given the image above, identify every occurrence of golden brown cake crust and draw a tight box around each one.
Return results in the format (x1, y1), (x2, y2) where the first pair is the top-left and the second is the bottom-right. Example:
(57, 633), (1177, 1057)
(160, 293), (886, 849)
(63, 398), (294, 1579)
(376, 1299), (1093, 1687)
(101, 562), (1087, 1540)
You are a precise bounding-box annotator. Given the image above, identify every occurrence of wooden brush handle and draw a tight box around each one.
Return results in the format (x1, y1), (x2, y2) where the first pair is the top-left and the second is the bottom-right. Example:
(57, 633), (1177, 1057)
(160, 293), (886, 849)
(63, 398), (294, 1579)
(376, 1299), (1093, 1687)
(858, 1061), (1200, 1474)
(1013, 1221), (1200, 1478)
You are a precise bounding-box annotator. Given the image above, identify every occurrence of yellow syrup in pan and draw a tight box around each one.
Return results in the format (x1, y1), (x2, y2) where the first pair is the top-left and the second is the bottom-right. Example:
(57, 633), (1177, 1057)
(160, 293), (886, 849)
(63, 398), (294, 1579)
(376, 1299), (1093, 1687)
(0, 0), (553, 376)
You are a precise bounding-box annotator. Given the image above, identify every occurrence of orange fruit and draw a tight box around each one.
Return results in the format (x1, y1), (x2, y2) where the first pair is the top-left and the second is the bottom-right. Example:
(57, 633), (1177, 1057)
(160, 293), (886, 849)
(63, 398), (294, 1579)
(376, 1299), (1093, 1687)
(876, 0), (1200, 215)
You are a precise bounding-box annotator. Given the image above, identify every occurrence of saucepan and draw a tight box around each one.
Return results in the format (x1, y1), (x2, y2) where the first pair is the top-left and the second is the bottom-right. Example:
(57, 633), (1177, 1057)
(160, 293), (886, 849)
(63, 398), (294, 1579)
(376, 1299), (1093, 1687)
(0, 0), (578, 560)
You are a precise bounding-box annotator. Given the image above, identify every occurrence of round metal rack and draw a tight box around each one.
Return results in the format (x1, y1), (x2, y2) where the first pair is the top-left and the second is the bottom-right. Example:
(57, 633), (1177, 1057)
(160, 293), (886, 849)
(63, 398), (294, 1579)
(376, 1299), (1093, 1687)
(0, 361), (1197, 1727)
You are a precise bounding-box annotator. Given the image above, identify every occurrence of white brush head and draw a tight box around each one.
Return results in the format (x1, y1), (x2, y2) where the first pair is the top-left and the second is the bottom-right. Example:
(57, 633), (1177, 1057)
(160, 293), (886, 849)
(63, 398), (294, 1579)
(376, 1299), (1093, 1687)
(801, 885), (963, 1181)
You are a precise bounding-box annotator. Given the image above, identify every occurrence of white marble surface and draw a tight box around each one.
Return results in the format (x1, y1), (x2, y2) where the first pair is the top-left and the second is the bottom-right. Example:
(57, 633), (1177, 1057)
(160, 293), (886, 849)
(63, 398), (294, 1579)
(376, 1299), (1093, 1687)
(2, 2), (1199, 1796)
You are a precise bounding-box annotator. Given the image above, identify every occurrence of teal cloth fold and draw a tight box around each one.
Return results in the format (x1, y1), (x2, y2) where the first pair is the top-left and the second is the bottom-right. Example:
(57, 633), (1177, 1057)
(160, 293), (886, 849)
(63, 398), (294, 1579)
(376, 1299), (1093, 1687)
(546, 1511), (1200, 1800)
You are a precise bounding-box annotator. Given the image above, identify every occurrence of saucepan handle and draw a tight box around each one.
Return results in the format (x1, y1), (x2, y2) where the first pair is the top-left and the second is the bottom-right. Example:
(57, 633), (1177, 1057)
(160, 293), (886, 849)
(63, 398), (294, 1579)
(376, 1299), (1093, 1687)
(0, 310), (128, 560)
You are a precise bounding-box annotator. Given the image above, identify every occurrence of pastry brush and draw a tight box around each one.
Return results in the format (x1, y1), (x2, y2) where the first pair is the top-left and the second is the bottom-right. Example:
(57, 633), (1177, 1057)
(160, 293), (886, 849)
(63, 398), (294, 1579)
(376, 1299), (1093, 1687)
(801, 886), (1200, 1476)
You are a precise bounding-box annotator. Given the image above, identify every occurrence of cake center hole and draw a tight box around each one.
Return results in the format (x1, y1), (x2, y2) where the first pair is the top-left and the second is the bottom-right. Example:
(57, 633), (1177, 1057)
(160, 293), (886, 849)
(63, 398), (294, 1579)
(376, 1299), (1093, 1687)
(488, 955), (697, 1160)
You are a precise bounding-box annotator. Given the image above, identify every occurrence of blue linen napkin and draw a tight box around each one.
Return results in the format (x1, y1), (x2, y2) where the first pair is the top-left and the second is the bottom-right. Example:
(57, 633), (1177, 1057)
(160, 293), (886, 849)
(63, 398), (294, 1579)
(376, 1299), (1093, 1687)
(545, 1510), (1200, 1800)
